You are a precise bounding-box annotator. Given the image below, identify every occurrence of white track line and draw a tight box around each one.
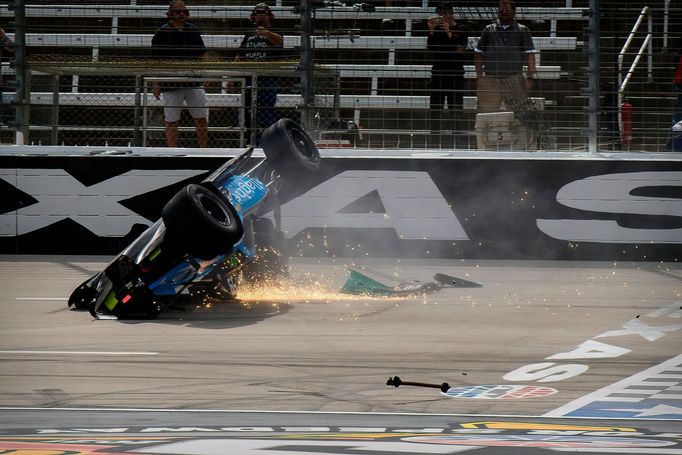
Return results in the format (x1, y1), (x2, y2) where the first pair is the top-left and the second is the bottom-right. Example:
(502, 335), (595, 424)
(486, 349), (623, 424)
(15, 297), (68, 301)
(0, 407), (677, 421)
(545, 354), (682, 418)
(0, 351), (158, 355)
(552, 449), (682, 454)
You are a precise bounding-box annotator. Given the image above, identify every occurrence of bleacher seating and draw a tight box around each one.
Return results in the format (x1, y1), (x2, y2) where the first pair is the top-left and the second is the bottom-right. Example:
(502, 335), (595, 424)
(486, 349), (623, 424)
(0, 5), (588, 32)
(7, 90), (545, 114)
(0, 3), (592, 148)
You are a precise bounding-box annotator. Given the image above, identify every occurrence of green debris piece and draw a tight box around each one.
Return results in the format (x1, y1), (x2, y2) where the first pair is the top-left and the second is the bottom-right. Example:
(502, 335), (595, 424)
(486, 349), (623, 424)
(341, 269), (393, 296)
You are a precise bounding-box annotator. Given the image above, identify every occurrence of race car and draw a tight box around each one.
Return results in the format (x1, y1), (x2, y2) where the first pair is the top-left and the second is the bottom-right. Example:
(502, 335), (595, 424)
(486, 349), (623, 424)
(67, 118), (321, 319)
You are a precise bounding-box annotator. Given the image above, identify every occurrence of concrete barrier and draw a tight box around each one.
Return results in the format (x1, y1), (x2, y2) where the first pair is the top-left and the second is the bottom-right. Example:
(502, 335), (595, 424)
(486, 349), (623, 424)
(0, 146), (680, 261)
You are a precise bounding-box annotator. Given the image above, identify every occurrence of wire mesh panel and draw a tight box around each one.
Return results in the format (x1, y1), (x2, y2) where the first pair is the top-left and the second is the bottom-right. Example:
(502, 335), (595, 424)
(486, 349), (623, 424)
(1, 2), (681, 151)
(20, 59), (324, 148)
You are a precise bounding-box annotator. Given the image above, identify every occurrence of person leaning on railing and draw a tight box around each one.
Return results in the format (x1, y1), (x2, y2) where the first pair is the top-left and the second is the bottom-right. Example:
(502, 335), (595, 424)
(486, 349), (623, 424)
(150, 1), (209, 148)
(473, 0), (536, 114)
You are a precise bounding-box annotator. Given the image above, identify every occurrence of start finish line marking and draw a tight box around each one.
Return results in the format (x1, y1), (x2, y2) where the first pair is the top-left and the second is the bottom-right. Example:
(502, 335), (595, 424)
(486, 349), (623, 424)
(545, 354), (682, 420)
(0, 351), (158, 356)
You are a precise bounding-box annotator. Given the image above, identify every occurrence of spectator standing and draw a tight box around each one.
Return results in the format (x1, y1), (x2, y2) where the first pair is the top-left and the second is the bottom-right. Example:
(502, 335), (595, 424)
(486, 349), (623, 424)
(0, 27), (14, 129)
(666, 38), (682, 152)
(237, 3), (283, 143)
(151, 1), (209, 148)
(473, 0), (536, 113)
(427, 2), (468, 144)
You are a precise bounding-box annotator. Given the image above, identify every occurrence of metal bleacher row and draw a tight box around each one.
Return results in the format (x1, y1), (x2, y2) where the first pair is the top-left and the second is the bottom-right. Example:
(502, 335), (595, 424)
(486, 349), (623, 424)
(9, 34), (571, 87)
(1, 3), (587, 146)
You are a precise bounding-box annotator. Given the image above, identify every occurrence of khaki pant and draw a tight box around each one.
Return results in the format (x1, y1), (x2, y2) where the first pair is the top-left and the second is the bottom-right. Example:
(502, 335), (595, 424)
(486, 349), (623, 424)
(476, 75), (526, 113)
(475, 75), (536, 150)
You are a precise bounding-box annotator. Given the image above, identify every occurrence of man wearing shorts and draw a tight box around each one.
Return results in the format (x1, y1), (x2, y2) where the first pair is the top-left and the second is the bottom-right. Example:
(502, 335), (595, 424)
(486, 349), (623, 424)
(151, 0), (208, 147)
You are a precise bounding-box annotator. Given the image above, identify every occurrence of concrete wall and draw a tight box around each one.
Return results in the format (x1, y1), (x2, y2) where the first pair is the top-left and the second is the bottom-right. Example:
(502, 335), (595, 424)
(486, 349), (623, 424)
(1, 146), (680, 261)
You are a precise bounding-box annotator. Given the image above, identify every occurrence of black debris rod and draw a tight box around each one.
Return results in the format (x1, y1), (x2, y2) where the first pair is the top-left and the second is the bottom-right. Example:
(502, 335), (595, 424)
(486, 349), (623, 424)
(386, 376), (450, 393)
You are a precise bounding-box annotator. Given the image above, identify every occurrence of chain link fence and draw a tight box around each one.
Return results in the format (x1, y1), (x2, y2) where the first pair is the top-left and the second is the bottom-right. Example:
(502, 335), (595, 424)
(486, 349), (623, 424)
(1, 2), (681, 151)
(12, 59), (339, 148)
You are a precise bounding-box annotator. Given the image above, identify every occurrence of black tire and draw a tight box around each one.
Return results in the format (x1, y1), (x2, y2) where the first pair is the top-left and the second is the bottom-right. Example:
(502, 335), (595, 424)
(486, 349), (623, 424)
(68, 278), (98, 310)
(162, 183), (244, 257)
(261, 118), (321, 181)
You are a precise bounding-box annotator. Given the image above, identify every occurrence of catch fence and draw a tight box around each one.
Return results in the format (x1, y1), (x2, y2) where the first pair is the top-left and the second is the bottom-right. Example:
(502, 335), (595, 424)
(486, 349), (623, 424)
(1, 1), (680, 151)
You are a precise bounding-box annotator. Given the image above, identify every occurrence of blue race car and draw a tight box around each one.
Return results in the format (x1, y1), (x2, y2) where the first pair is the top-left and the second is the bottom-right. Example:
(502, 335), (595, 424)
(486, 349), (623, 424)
(68, 119), (321, 319)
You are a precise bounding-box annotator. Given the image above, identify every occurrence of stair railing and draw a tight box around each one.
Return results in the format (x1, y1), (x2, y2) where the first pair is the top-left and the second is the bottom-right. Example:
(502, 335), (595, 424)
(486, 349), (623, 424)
(617, 6), (653, 143)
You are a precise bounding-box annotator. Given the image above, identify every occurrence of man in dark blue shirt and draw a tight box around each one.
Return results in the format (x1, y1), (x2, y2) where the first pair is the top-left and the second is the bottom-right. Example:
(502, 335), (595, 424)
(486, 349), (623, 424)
(151, 1), (208, 148)
(237, 3), (283, 143)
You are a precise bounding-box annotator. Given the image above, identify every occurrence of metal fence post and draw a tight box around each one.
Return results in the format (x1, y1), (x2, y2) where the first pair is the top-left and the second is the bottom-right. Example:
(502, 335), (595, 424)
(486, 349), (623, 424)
(50, 74), (59, 145)
(9, 0), (27, 145)
(133, 74), (142, 146)
(584, 0), (600, 153)
(298, 0), (314, 131)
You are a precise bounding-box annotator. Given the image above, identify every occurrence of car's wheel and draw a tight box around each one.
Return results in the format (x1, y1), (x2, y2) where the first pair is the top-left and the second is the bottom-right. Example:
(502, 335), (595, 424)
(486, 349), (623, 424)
(68, 278), (98, 310)
(261, 118), (321, 181)
(162, 183), (244, 257)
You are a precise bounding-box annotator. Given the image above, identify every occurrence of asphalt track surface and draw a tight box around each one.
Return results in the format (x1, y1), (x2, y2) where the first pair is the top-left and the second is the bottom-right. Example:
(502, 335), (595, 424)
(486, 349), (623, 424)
(1, 255), (681, 454)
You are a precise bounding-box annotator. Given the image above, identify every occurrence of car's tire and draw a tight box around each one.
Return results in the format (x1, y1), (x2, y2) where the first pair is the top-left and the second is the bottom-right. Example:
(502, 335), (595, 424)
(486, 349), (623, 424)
(68, 278), (98, 310)
(162, 183), (244, 257)
(261, 118), (321, 181)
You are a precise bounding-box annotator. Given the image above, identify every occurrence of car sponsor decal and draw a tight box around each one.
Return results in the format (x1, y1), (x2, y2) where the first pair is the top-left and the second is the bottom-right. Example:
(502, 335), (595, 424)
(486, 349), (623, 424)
(443, 385), (557, 400)
(224, 175), (268, 214)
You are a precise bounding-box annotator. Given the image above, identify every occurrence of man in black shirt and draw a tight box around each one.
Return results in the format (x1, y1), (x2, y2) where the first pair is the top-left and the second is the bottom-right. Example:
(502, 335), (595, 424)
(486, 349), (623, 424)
(666, 37), (682, 151)
(151, 1), (209, 148)
(0, 27), (14, 129)
(237, 3), (283, 143)
(427, 2), (468, 144)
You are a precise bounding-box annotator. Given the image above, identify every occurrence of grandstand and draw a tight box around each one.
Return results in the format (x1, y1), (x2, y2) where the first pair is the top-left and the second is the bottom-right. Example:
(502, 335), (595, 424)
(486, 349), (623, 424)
(1, 1), (680, 151)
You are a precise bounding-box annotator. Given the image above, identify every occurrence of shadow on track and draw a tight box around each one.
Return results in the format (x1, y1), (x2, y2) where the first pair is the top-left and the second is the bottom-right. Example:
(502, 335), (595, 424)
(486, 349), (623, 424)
(70, 296), (292, 329)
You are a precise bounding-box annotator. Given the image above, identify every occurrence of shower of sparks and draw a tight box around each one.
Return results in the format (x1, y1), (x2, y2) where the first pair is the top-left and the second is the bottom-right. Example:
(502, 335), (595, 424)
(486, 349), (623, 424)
(233, 276), (406, 303)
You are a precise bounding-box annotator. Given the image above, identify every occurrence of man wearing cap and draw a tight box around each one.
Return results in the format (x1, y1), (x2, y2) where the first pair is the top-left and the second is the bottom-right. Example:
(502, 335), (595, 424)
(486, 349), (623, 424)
(151, 0), (209, 148)
(237, 3), (283, 142)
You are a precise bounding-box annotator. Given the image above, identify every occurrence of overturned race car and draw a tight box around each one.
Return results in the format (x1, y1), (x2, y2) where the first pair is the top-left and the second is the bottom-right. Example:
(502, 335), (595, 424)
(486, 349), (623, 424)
(68, 119), (321, 319)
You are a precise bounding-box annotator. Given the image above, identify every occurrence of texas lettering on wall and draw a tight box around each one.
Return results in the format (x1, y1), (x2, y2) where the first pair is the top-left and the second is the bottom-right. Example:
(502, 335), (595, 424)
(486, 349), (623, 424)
(0, 158), (679, 260)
